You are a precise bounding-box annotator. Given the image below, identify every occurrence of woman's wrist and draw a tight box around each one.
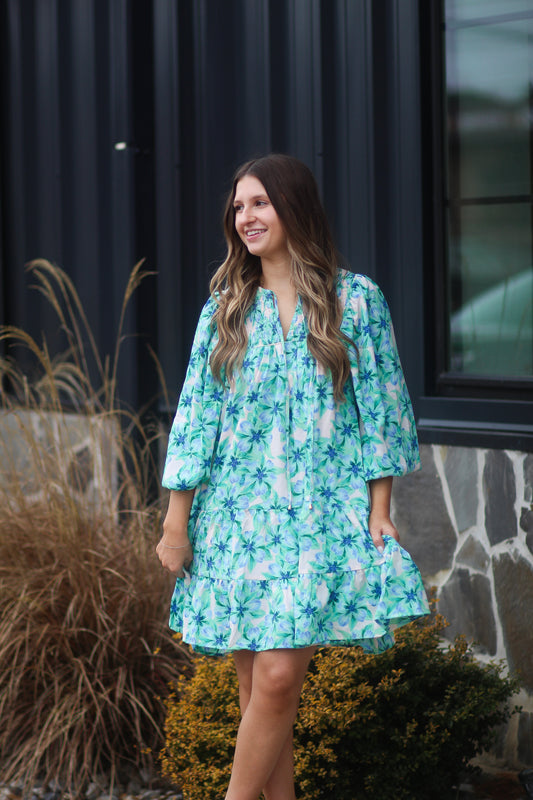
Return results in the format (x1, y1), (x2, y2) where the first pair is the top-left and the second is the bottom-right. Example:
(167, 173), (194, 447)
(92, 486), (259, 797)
(160, 528), (190, 546)
(159, 541), (190, 550)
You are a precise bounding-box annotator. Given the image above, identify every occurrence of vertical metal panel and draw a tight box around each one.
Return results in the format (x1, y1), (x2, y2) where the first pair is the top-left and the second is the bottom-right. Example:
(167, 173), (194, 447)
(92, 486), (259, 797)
(371, 0), (425, 401)
(1, 0), (426, 413)
(240, 0), (272, 156)
(66, 0), (100, 329)
(392, 0), (425, 401)
(286, 0), (323, 174)
(108, 0), (136, 403)
(34, 0), (62, 263)
(153, 0), (184, 395)
(322, 0), (375, 274)
(191, 0), (237, 272)
(1, 1), (27, 329)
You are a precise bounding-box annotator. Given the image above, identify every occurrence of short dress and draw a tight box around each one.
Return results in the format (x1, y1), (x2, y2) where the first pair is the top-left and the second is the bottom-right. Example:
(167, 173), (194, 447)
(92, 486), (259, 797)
(162, 269), (429, 655)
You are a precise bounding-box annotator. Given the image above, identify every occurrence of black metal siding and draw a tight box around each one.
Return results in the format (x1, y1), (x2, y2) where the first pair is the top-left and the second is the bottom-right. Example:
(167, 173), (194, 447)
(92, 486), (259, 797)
(0, 0), (424, 411)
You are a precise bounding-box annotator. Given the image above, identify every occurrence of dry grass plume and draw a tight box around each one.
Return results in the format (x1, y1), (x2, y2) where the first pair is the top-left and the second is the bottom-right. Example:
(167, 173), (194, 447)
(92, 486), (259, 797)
(0, 260), (191, 792)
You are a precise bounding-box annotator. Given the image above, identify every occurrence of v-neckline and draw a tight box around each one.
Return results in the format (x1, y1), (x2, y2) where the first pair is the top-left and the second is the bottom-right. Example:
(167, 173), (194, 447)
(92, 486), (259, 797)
(275, 291), (299, 341)
(257, 286), (300, 341)
(281, 296), (299, 341)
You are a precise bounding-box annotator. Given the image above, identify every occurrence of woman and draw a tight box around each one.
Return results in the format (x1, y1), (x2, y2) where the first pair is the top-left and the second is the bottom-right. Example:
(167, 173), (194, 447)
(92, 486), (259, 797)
(157, 153), (429, 800)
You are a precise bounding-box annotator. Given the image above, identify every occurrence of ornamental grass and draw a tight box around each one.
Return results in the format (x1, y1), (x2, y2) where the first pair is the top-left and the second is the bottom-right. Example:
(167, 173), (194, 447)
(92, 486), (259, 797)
(0, 260), (191, 792)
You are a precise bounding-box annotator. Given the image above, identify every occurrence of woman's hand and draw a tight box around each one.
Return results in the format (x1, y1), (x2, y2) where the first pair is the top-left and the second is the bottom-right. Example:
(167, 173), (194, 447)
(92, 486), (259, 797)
(368, 510), (399, 553)
(368, 476), (399, 553)
(157, 489), (195, 577)
(156, 536), (193, 577)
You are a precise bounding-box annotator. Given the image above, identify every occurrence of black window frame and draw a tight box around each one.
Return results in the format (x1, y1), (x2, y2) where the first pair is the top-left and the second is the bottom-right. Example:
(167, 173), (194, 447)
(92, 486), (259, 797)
(417, 0), (533, 452)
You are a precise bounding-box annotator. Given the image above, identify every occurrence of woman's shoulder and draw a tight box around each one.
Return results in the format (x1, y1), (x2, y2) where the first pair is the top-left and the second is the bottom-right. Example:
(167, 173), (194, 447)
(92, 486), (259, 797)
(336, 268), (383, 303)
(189, 295), (219, 348)
(195, 294), (218, 326)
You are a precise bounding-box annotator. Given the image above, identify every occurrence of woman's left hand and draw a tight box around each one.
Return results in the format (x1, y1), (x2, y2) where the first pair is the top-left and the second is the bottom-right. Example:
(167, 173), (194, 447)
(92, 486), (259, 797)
(368, 511), (399, 554)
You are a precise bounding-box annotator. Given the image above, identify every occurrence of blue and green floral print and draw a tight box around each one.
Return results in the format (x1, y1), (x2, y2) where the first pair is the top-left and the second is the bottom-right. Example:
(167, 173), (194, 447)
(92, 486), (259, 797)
(162, 270), (429, 655)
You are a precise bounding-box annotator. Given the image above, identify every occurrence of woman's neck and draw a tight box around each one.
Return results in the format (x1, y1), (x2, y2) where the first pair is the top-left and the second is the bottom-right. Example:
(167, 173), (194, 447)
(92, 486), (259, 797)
(260, 256), (293, 294)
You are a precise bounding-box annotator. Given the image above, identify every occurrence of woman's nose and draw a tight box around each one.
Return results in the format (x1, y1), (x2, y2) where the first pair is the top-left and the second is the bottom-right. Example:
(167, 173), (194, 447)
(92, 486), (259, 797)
(241, 204), (256, 222)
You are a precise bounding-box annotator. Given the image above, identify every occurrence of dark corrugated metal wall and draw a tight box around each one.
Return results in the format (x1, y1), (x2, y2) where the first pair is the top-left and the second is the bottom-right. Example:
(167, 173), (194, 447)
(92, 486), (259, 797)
(0, 0), (424, 410)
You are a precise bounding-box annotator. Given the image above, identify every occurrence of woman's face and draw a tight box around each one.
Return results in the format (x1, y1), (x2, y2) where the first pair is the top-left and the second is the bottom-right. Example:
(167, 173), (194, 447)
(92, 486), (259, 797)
(233, 175), (289, 265)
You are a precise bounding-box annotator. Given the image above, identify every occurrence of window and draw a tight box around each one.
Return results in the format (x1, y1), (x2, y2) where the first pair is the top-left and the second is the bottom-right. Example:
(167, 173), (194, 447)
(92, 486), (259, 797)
(444, 0), (533, 384)
(418, 0), (533, 448)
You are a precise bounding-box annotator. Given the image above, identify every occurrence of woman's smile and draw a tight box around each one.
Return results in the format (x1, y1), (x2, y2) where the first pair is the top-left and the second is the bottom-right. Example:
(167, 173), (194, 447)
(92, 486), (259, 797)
(233, 175), (288, 263)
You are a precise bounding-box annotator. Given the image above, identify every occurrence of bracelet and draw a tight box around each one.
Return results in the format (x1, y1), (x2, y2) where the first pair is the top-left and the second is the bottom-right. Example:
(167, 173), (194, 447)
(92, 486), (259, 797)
(160, 542), (189, 550)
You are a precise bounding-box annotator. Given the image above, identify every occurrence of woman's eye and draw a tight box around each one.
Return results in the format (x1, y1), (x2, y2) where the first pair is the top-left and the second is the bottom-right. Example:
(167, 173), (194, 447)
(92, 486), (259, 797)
(234, 205), (243, 213)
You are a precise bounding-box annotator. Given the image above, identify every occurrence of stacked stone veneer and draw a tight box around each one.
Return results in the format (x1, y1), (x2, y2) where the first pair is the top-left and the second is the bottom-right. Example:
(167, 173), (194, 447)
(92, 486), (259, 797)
(392, 445), (533, 769)
(0, 409), (118, 504)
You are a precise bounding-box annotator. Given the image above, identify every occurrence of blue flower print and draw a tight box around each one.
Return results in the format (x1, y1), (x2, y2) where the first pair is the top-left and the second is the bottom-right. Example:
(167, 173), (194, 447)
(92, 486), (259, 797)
(162, 271), (429, 655)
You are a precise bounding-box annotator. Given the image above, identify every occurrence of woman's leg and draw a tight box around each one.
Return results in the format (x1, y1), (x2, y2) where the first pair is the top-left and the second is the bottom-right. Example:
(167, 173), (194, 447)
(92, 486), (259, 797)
(233, 652), (297, 800)
(227, 647), (315, 800)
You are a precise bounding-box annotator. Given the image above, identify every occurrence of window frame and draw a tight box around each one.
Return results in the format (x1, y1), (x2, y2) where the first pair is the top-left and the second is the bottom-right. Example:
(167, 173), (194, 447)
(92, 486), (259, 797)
(417, 0), (533, 451)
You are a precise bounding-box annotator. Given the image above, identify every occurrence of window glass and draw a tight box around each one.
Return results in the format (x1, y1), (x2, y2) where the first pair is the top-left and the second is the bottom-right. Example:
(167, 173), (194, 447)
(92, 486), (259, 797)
(444, 1), (533, 378)
(445, 0), (533, 22)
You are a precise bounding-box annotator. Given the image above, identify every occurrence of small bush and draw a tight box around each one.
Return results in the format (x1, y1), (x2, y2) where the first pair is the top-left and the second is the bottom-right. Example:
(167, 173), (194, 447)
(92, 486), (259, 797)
(0, 261), (191, 792)
(161, 612), (518, 800)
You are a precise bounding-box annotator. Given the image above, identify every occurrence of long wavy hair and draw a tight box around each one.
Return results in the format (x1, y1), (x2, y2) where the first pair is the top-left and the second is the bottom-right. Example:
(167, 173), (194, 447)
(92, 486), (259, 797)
(209, 154), (352, 401)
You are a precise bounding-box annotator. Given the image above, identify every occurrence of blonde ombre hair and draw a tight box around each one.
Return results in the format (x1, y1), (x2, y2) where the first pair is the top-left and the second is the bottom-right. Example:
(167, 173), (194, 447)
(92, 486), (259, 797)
(209, 154), (352, 401)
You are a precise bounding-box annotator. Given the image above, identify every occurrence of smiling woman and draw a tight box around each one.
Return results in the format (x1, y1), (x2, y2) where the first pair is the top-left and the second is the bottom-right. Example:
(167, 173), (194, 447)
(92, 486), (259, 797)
(233, 175), (289, 267)
(156, 153), (429, 800)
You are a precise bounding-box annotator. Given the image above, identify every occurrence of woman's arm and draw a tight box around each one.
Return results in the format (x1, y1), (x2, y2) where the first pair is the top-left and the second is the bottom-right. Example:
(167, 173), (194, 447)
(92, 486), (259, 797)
(368, 476), (399, 553)
(156, 489), (195, 576)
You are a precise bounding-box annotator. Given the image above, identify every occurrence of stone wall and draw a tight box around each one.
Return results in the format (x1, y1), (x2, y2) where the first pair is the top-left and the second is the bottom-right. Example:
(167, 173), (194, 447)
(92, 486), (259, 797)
(0, 409), (118, 504)
(392, 444), (533, 769)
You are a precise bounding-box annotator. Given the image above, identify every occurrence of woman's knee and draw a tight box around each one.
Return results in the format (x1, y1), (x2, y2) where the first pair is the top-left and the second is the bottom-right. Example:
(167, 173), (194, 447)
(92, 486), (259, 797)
(253, 649), (313, 705)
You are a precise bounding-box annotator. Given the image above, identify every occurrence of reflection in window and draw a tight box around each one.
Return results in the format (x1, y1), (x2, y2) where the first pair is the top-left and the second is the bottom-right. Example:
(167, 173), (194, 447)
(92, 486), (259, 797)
(444, 1), (533, 377)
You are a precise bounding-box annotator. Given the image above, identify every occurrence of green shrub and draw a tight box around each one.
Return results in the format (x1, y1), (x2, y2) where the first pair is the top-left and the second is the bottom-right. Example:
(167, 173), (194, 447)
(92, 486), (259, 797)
(160, 612), (518, 800)
(0, 261), (192, 792)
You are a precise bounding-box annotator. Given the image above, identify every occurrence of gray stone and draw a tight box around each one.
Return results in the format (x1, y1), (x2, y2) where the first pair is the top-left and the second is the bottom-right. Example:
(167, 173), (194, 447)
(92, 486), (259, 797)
(527, 526), (533, 557)
(493, 552), (533, 692)
(438, 567), (497, 655)
(521, 507), (533, 535)
(85, 784), (101, 800)
(483, 451), (517, 545)
(66, 444), (93, 492)
(392, 444), (457, 577)
(488, 719), (508, 760)
(518, 711), (533, 766)
(0, 410), (43, 494)
(525, 455), (533, 503)
(456, 534), (490, 572)
(443, 446), (478, 533)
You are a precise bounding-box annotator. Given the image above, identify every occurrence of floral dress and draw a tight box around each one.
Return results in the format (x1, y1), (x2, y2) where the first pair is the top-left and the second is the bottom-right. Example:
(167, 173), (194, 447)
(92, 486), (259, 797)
(162, 269), (429, 655)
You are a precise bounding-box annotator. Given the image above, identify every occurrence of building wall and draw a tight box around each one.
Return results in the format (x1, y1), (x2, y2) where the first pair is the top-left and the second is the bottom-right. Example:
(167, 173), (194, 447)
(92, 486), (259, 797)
(0, 0), (424, 413)
(393, 445), (533, 767)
